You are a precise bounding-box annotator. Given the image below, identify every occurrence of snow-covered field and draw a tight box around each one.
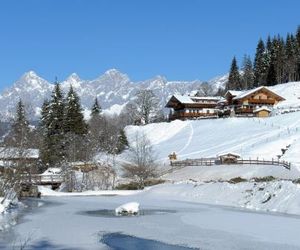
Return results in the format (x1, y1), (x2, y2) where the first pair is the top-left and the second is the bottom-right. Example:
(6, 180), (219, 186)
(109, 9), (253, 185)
(125, 111), (300, 170)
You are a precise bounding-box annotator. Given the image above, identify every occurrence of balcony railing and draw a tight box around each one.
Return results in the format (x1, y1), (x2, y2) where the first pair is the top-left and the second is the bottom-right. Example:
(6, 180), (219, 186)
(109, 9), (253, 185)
(169, 112), (217, 120)
(248, 98), (275, 104)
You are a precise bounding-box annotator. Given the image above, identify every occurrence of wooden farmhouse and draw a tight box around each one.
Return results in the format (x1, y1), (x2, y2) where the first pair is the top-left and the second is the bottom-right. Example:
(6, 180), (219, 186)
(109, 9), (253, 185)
(223, 86), (285, 117)
(166, 95), (223, 120)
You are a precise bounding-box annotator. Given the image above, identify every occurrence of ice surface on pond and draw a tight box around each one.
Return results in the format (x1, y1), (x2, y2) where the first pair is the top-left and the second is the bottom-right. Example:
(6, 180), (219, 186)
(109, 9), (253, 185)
(115, 202), (140, 215)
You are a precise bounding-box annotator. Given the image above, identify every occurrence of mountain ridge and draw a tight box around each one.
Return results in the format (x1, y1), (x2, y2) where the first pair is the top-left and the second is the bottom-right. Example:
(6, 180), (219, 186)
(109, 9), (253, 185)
(0, 69), (228, 120)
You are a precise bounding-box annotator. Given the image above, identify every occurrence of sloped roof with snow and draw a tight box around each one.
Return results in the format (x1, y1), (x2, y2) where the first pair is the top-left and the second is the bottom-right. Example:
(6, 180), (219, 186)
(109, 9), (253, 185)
(0, 147), (39, 159)
(226, 90), (243, 97)
(232, 86), (285, 101)
(172, 94), (223, 104)
(253, 106), (272, 113)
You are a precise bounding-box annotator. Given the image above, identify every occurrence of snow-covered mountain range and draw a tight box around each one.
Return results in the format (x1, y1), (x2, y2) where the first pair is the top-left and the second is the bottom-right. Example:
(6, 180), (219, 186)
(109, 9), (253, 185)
(0, 69), (228, 120)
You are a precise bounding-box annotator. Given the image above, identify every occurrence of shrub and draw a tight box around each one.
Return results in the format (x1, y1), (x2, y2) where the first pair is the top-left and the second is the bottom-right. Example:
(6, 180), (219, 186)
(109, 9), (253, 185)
(115, 179), (165, 190)
(292, 179), (300, 184)
(228, 177), (247, 184)
(252, 176), (276, 182)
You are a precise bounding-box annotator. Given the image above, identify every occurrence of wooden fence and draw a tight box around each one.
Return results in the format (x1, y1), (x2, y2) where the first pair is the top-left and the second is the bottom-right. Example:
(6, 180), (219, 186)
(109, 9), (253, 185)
(170, 157), (291, 170)
(236, 159), (291, 170)
(170, 158), (216, 167)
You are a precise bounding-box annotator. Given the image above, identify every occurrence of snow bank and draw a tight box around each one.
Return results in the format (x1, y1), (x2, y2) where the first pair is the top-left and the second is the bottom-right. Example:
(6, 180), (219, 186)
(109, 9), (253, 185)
(164, 164), (300, 182)
(144, 181), (300, 215)
(115, 202), (140, 215)
(0, 198), (7, 214)
(38, 186), (141, 197)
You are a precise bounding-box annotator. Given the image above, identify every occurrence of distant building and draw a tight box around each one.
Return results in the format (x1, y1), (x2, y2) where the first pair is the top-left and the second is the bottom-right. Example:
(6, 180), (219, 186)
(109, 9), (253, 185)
(165, 95), (223, 121)
(166, 86), (285, 120)
(0, 147), (40, 173)
(223, 86), (285, 117)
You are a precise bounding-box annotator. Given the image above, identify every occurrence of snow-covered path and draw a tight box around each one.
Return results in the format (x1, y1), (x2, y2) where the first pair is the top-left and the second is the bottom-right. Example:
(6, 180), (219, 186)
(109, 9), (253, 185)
(2, 191), (300, 250)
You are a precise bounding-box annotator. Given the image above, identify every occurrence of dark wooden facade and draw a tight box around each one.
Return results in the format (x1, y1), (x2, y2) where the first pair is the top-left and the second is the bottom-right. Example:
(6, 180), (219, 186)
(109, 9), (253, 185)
(166, 95), (221, 121)
(224, 87), (285, 117)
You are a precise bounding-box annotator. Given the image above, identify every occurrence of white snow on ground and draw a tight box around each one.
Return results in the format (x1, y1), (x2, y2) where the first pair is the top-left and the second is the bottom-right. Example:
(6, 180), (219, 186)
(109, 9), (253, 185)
(272, 81), (300, 110)
(144, 181), (300, 215)
(38, 186), (141, 197)
(0, 198), (7, 214)
(125, 119), (188, 146)
(164, 164), (300, 182)
(124, 111), (300, 170)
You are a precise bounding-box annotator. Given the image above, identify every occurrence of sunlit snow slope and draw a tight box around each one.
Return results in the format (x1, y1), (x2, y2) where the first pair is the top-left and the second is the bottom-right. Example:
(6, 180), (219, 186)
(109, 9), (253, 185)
(125, 82), (300, 169)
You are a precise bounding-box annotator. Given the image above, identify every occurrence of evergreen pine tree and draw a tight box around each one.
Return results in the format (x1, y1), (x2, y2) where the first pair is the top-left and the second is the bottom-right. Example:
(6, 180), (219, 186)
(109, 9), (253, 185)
(64, 86), (88, 162)
(296, 26), (300, 81)
(7, 99), (30, 148)
(39, 99), (52, 164)
(46, 82), (66, 166)
(116, 129), (129, 153)
(226, 57), (241, 90)
(274, 36), (286, 84)
(64, 85), (87, 135)
(241, 55), (254, 89)
(91, 97), (101, 117)
(254, 39), (269, 86)
(285, 33), (298, 82)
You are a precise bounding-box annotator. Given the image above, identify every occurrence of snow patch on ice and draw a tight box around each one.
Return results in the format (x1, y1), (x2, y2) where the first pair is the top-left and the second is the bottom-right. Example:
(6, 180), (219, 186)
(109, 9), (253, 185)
(115, 202), (140, 215)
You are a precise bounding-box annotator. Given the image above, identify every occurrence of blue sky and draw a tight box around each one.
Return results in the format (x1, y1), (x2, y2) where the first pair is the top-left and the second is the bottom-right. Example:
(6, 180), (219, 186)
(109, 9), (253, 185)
(0, 0), (299, 88)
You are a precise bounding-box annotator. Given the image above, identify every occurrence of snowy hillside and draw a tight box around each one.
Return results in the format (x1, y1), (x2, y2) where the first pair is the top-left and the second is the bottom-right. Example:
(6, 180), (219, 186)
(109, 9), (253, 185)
(0, 69), (227, 120)
(125, 82), (300, 170)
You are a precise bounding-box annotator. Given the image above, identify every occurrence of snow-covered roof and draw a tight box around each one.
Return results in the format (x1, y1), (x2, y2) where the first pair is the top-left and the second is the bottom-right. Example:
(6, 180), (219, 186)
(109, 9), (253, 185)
(172, 94), (222, 104)
(218, 152), (241, 158)
(0, 147), (39, 159)
(253, 106), (272, 113)
(226, 90), (243, 97)
(42, 168), (62, 175)
(232, 86), (284, 101)
(173, 94), (194, 104)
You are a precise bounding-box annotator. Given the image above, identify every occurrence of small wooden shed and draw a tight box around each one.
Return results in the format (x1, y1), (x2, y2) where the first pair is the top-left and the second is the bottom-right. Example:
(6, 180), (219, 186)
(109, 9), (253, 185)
(168, 152), (177, 161)
(218, 153), (241, 164)
(253, 107), (272, 118)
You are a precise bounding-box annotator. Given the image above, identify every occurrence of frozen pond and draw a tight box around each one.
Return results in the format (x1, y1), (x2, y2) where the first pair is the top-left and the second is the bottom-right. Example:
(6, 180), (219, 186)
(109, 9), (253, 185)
(1, 194), (300, 249)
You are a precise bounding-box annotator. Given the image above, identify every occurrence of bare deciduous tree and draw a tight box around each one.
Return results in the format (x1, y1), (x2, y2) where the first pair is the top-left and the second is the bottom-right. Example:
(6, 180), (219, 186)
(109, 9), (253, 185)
(134, 89), (159, 124)
(121, 132), (157, 188)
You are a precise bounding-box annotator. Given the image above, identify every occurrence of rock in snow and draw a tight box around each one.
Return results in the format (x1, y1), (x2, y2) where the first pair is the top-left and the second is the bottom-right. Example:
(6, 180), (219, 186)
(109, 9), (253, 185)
(115, 202), (140, 215)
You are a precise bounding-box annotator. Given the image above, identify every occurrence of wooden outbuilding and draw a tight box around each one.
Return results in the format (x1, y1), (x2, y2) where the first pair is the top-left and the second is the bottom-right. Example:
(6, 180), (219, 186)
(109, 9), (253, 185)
(253, 107), (272, 118)
(218, 153), (241, 164)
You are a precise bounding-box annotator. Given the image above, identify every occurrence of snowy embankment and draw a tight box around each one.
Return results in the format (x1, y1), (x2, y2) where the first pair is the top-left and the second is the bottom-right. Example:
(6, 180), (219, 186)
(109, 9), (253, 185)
(38, 186), (141, 197)
(0, 198), (9, 214)
(163, 164), (300, 182)
(143, 181), (300, 215)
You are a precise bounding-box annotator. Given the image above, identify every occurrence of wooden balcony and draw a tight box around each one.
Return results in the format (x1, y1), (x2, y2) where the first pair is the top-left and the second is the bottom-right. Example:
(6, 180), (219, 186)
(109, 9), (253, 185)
(248, 98), (275, 105)
(235, 107), (253, 114)
(181, 103), (218, 109)
(169, 112), (217, 120)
